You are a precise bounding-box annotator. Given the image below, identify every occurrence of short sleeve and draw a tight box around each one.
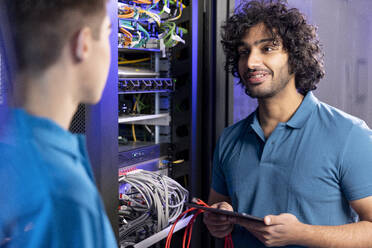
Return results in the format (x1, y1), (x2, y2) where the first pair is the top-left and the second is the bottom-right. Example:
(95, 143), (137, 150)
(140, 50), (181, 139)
(211, 135), (229, 196)
(340, 122), (372, 201)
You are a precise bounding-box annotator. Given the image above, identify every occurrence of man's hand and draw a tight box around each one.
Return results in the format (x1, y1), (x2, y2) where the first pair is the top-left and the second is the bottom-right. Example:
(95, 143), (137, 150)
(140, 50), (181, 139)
(231, 213), (305, 247)
(203, 202), (234, 238)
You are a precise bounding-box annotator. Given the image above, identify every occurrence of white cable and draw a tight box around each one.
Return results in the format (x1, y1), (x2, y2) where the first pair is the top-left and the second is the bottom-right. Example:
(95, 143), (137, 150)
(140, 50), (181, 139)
(118, 169), (189, 239)
(130, 31), (142, 48)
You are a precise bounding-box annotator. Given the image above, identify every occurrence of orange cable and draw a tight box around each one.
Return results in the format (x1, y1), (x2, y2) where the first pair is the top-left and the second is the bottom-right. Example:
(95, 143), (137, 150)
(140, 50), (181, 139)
(133, 0), (160, 4)
(165, 198), (234, 248)
(119, 27), (133, 46)
(119, 6), (135, 18)
(166, 207), (197, 247)
(120, 28), (133, 39)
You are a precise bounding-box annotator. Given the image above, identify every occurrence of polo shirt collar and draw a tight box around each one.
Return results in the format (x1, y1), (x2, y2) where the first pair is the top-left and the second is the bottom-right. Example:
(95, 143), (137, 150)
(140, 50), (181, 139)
(286, 91), (319, 129)
(248, 91), (319, 133)
(14, 108), (85, 159)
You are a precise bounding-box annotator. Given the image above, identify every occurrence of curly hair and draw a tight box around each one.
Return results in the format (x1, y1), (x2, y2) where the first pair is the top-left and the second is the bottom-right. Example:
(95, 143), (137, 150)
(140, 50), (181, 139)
(221, 0), (325, 94)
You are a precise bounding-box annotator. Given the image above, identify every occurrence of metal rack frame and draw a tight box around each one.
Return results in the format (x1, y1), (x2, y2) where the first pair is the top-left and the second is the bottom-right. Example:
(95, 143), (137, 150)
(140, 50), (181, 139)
(85, 0), (214, 246)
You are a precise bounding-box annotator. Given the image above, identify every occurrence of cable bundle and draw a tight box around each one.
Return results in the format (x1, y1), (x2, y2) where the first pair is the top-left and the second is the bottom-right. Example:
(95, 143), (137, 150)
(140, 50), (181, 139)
(132, 0), (161, 5)
(159, 21), (187, 48)
(118, 5), (136, 18)
(166, 198), (234, 248)
(118, 0), (188, 49)
(119, 19), (151, 48)
(118, 169), (189, 246)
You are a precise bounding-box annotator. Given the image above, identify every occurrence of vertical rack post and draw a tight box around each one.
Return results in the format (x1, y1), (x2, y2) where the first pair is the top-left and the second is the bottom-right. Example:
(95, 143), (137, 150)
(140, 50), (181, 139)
(0, 52), (3, 105)
(86, 0), (119, 241)
(155, 52), (160, 144)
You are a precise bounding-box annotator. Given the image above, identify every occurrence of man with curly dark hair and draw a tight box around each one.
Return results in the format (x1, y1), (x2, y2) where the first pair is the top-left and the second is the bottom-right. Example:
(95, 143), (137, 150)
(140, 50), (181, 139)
(203, 0), (372, 247)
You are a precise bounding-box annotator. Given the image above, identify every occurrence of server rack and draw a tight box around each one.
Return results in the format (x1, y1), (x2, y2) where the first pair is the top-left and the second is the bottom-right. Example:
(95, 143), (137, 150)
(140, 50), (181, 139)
(70, 0), (236, 247)
(116, 1), (199, 246)
(69, 0), (206, 246)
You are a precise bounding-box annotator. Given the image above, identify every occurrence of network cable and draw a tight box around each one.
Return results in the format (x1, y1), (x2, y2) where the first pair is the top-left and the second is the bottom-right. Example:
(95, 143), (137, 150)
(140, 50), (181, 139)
(118, 57), (150, 65)
(133, 0), (161, 4)
(160, 22), (188, 48)
(119, 20), (151, 48)
(118, 0), (188, 49)
(118, 169), (189, 244)
(118, 6), (135, 18)
(167, 0), (183, 21)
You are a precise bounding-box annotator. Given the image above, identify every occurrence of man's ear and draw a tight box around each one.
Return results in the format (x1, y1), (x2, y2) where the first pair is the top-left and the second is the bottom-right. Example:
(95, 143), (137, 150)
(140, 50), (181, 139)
(74, 27), (92, 62)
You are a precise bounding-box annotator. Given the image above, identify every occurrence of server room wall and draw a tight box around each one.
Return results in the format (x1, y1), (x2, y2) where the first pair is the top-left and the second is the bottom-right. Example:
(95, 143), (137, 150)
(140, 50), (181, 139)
(310, 0), (372, 127)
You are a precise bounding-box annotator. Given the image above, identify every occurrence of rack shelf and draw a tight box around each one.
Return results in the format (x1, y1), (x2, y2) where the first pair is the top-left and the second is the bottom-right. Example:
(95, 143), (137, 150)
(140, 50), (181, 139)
(118, 66), (159, 78)
(118, 47), (161, 53)
(118, 113), (170, 126)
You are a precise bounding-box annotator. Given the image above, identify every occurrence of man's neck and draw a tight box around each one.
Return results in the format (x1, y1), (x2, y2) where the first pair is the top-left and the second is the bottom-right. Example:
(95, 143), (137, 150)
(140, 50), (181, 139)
(257, 88), (304, 139)
(14, 69), (79, 130)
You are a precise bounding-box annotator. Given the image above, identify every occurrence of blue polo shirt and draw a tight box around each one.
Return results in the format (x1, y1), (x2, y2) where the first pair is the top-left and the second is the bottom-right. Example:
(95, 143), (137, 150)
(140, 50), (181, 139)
(0, 109), (117, 248)
(212, 92), (372, 248)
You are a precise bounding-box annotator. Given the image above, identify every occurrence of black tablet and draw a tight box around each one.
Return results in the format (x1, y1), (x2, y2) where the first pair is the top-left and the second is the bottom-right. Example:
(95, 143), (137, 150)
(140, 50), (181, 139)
(185, 203), (264, 222)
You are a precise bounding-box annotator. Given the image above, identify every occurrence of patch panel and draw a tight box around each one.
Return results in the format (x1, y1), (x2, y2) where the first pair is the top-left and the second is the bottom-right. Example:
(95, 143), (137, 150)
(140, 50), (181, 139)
(118, 156), (168, 176)
(118, 78), (175, 93)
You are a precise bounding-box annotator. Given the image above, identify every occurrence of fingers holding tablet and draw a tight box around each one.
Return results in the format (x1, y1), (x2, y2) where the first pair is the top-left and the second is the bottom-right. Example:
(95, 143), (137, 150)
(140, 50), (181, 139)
(202, 201), (234, 238)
